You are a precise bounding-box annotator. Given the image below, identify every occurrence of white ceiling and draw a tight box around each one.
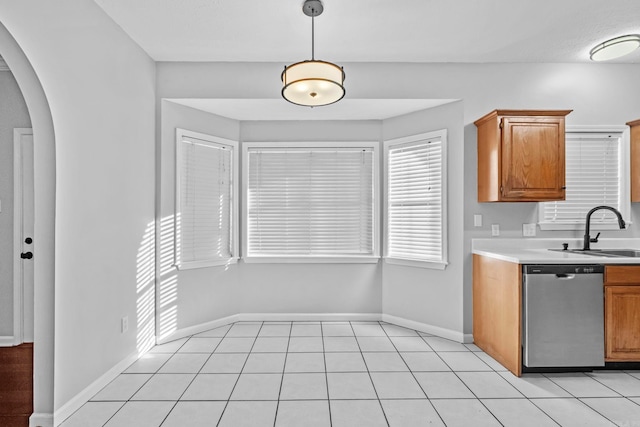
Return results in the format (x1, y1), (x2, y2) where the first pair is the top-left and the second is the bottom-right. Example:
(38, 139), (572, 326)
(93, 0), (640, 120)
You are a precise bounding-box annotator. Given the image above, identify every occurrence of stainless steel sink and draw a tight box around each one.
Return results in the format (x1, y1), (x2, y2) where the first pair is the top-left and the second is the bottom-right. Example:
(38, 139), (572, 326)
(549, 248), (640, 258)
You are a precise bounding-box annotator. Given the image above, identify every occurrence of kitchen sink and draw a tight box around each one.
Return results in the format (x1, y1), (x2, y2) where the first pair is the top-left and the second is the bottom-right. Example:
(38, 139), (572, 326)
(549, 248), (640, 258)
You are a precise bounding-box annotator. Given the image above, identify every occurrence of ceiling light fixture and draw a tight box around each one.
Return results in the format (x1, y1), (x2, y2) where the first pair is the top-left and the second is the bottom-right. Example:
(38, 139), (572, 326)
(589, 34), (640, 61)
(281, 0), (345, 107)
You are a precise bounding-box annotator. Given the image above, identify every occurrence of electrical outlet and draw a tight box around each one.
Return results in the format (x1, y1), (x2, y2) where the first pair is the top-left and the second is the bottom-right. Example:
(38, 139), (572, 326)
(523, 223), (536, 237)
(473, 214), (483, 227)
(121, 316), (128, 334)
(491, 224), (500, 237)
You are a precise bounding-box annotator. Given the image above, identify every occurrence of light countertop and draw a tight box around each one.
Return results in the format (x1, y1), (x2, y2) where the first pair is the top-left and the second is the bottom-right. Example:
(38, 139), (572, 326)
(472, 238), (640, 264)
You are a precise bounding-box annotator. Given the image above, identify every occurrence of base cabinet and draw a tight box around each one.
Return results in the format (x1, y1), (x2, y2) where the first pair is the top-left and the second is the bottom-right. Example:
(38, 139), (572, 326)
(472, 254), (522, 376)
(605, 266), (640, 361)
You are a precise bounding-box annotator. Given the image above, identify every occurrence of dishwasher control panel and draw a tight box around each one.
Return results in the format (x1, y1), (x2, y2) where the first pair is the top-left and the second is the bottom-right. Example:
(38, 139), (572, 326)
(524, 264), (604, 275)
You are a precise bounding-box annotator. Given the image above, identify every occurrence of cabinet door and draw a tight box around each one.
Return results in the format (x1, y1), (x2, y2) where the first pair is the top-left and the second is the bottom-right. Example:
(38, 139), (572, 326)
(605, 285), (640, 361)
(501, 117), (565, 201)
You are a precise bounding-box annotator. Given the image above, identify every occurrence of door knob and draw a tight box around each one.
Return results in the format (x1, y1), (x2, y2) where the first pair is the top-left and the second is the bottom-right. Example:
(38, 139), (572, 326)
(20, 252), (33, 259)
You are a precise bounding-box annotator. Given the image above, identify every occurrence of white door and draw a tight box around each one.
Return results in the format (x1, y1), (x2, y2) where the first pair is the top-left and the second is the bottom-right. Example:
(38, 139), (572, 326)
(13, 128), (34, 344)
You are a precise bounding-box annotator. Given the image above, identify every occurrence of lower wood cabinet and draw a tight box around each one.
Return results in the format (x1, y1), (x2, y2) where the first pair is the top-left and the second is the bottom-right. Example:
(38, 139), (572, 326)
(472, 254), (522, 376)
(605, 266), (640, 361)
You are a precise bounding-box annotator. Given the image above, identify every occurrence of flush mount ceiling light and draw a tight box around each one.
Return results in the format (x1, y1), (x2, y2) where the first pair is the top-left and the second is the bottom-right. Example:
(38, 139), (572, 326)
(281, 0), (345, 107)
(589, 34), (640, 61)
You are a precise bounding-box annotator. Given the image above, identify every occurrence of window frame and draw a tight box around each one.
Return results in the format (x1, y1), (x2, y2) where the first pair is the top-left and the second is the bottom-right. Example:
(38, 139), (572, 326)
(383, 129), (448, 270)
(241, 141), (380, 264)
(538, 126), (631, 231)
(175, 128), (239, 270)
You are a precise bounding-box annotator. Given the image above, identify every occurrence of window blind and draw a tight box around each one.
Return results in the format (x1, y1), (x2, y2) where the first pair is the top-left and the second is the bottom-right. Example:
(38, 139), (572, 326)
(176, 135), (234, 267)
(246, 147), (374, 257)
(541, 132), (621, 225)
(387, 137), (445, 263)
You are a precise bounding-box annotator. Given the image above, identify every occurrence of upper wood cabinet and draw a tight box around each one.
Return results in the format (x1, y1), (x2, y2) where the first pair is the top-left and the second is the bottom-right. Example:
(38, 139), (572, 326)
(474, 110), (572, 202)
(628, 119), (640, 202)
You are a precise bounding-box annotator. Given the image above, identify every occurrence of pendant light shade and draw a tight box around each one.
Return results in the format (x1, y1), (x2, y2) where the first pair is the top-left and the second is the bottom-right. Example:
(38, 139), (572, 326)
(281, 0), (345, 107)
(590, 34), (640, 61)
(282, 60), (345, 107)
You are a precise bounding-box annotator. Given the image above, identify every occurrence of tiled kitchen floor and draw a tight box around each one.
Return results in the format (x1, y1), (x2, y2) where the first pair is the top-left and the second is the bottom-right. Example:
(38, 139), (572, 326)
(61, 321), (640, 426)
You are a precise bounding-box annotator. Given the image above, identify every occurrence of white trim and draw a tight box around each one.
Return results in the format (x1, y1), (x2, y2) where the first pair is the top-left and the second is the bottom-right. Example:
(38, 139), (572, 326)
(383, 129), (448, 267)
(175, 258), (238, 270)
(13, 128), (33, 345)
(158, 313), (467, 345)
(384, 257), (448, 270)
(156, 313), (384, 344)
(242, 141), (380, 262)
(174, 128), (239, 270)
(0, 55), (9, 71)
(53, 350), (140, 426)
(382, 314), (471, 343)
(30, 413), (53, 427)
(239, 312), (382, 322)
(0, 336), (16, 346)
(243, 256), (380, 264)
(566, 125), (628, 133)
(538, 126), (631, 231)
(156, 314), (240, 344)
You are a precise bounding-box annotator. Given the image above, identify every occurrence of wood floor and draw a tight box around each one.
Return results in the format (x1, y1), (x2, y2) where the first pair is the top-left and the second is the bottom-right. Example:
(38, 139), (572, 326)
(0, 343), (33, 427)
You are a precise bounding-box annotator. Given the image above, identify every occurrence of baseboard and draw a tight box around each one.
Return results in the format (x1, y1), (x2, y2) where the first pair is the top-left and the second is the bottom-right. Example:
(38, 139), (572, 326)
(0, 336), (16, 346)
(52, 350), (140, 426)
(156, 314), (240, 345)
(382, 314), (472, 343)
(29, 413), (53, 427)
(157, 312), (468, 346)
(238, 312), (382, 322)
(156, 313), (383, 344)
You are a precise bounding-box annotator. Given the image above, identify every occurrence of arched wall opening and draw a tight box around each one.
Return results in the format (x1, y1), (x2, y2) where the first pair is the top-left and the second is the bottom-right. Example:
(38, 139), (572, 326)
(0, 20), (56, 426)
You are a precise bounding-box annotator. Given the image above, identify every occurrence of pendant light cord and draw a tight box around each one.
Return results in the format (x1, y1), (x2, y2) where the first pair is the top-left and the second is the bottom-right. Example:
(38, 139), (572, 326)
(311, 10), (315, 60)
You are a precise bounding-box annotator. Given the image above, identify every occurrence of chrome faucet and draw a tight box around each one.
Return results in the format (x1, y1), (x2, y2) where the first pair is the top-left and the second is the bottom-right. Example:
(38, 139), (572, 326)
(583, 205), (626, 250)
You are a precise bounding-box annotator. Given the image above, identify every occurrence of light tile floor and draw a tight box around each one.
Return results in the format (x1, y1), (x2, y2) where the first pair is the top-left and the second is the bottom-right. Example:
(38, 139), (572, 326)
(61, 321), (640, 426)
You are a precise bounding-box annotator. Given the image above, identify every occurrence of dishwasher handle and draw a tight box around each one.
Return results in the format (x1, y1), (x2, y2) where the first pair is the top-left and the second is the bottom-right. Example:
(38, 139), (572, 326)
(555, 273), (576, 280)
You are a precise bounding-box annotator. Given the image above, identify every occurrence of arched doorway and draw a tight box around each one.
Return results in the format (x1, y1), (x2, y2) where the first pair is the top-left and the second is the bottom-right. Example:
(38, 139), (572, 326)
(0, 20), (56, 427)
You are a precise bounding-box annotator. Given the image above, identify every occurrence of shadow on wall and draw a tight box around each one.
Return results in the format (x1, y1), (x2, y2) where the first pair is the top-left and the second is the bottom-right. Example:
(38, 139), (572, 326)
(157, 215), (178, 341)
(136, 220), (156, 355)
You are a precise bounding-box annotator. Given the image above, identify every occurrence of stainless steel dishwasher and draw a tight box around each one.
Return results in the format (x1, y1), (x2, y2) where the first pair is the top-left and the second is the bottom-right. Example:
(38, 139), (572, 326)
(522, 264), (604, 368)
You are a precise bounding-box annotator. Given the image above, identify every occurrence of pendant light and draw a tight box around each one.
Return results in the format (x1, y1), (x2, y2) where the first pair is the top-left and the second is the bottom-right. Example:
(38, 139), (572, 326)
(590, 34), (640, 61)
(281, 0), (345, 107)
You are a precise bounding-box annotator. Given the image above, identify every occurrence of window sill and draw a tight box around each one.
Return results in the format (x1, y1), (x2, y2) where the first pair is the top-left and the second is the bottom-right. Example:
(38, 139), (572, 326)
(538, 222), (633, 231)
(384, 257), (448, 270)
(176, 258), (238, 270)
(242, 256), (380, 264)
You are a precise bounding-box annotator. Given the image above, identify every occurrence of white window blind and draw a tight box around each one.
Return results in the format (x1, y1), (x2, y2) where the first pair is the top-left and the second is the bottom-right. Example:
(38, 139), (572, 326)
(540, 132), (623, 229)
(246, 146), (375, 258)
(386, 131), (447, 268)
(176, 131), (236, 268)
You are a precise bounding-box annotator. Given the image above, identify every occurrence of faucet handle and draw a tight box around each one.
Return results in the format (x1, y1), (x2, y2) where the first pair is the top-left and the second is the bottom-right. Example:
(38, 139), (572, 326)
(590, 232), (601, 243)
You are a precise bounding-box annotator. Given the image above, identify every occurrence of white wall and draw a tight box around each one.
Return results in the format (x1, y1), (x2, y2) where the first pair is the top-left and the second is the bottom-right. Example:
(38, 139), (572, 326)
(158, 61), (640, 339)
(0, 70), (31, 338)
(0, 18), (56, 423)
(381, 101), (465, 339)
(239, 120), (383, 316)
(0, 0), (156, 418)
(158, 101), (241, 338)
(0, 11), (638, 417)
(158, 107), (384, 337)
